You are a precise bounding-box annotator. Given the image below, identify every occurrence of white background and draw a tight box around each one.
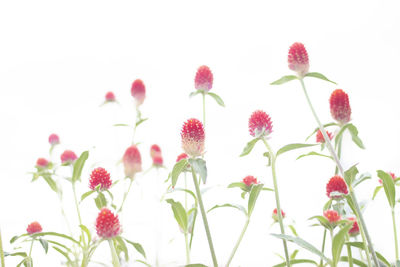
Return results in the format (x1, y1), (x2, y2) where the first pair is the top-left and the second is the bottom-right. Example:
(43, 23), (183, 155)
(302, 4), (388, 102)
(1, 0), (400, 266)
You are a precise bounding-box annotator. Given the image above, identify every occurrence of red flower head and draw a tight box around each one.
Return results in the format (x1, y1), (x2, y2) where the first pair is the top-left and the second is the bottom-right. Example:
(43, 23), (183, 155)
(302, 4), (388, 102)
(150, 144), (162, 159)
(288, 42), (309, 77)
(48, 133), (60, 146)
(181, 118), (205, 157)
(95, 208), (121, 239)
(242, 175), (258, 187)
(326, 175), (348, 199)
(36, 158), (49, 168)
(329, 89), (351, 124)
(61, 150), (78, 165)
(131, 79), (146, 106)
(105, 91), (116, 102)
(195, 65), (213, 91)
(316, 129), (333, 143)
(123, 145), (142, 178)
(27, 221), (42, 235)
(152, 155), (163, 167)
(248, 110), (273, 137)
(89, 167), (112, 191)
(379, 172), (396, 184)
(348, 217), (360, 236)
(272, 208), (286, 222)
(323, 210), (341, 224)
(176, 153), (188, 162)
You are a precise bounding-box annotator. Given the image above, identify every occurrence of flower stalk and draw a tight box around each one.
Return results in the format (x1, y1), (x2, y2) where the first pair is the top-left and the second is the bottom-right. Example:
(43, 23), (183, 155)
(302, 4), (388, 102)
(392, 208), (399, 261)
(226, 218), (250, 266)
(108, 239), (121, 267)
(0, 227), (5, 267)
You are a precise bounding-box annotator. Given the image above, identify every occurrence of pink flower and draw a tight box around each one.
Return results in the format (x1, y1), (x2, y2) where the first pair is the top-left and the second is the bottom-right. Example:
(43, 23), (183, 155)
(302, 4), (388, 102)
(89, 167), (112, 191)
(326, 175), (348, 199)
(36, 158), (49, 168)
(150, 144), (162, 158)
(176, 153), (188, 162)
(248, 110), (273, 137)
(379, 172), (396, 184)
(242, 175), (258, 187)
(323, 210), (341, 224)
(48, 134), (60, 146)
(96, 208), (121, 239)
(348, 217), (360, 236)
(272, 208), (285, 222)
(316, 129), (333, 143)
(152, 155), (163, 167)
(105, 91), (116, 102)
(123, 145), (142, 178)
(195, 65), (213, 91)
(27, 221), (42, 235)
(181, 118), (205, 157)
(329, 89), (351, 124)
(60, 150), (77, 165)
(131, 79), (146, 106)
(288, 42), (309, 77)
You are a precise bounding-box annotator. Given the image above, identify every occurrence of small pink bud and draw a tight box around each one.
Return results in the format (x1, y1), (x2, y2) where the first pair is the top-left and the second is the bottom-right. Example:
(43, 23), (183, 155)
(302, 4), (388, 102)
(152, 155), (163, 167)
(272, 208), (285, 222)
(316, 129), (333, 143)
(288, 42), (309, 77)
(123, 145), (142, 178)
(348, 217), (360, 236)
(36, 158), (49, 168)
(105, 91), (116, 102)
(323, 210), (341, 224)
(131, 79), (146, 106)
(329, 89), (351, 124)
(27, 221), (42, 235)
(248, 110), (273, 137)
(150, 144), (162, 158)
(242, 175), (258, 187)
(326, 175), (348, 199)
(48, 134), (60, 146)
(96, 208), (121, 239)
(195, 65), (213, 91)
(181, 118), (205, 157)
(61, 150), (78, 165)
(176, 153), (188, 162)
(89, 167), (112, 191)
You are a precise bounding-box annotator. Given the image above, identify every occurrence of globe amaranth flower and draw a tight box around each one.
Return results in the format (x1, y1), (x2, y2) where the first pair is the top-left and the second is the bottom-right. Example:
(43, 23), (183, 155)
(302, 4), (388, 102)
(316, 129), (333, 143)
(248, 110), (273, 137)
(96, 208), (121, 239)
(379, 172), (396, 184)
(326, 175), (348, 199)
(348, 217), (360, 236)
(323, 210), (341, 224)
(150, 144), (162, 158)
(329, 89), (351, 124)
(105, 91), (116, 102)
(242, 175), (258, 187)
(36, 158), (49, 168)
(89, 167), (112, 190)
(195, 65), (213, 91)
(181, 118), (205, 157)
(27, 221), (42, 235)
(152, 155), (163, 167)
(272, 208), (285, 222)
(288, 42), (309, 77)
(61, 150), (78, 165)
(131, 79), (146, 106)
(176, 153), (188, 162)
(123, 145), (142, 178)
(48, 133), (60, 146)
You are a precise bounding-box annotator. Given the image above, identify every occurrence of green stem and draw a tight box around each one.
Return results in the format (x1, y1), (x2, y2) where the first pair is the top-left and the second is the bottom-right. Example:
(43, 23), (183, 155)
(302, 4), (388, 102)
(392, 208), (399, 261)
(226, 218), (250, 266)
(346, 236), (354, 267)
(190, 166), (218, 266)
(0, 227), (5, 267)
(319, 229), (327, 267)
(184, 231), (190, 265)
(118, 178), (133, 213)
(27, 238), (34, 267)
(262, 139), (291, 267)
(108, 239), (121, 267)
(358, 219), (373, 267)
(132, 107), (140, 145)
(72, 184), (82, 226)
(299, 79), (378, 267)
(202, 92), (206, 129)
(335, 134), (343, 175)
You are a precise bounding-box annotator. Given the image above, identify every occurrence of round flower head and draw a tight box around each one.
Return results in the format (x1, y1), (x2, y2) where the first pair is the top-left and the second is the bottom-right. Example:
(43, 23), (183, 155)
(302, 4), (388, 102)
(131, 79), (146, 106)
(272, 208), (285, 222)
(329, 89), (351, 124)
(288, 42), (309, 77)
(95, 208), (121, 239)
(27, 221), (42, 235)
(181, 118), (205, 157)
(61, 150), (78, 165)
(326, 175), (348, 199)
(316, 129), (333, 143)
(195, 65), (213, 91)
(379, 172), (396, 184)
(36, 158), (49, 168)
(105, 91), (116, 102)
(242, 175), (258, 187)
(123, 145), (142, 178)
(150, 144), (162, 158)
(176, 153), (188, 162)
(248, 110), (273, 137)
(348, 217), (360, 236)
(89, 167), (112, 191)
(48, 133), (60, 146)
(152, 155), (163, 167)
(323, 210), (341, 224)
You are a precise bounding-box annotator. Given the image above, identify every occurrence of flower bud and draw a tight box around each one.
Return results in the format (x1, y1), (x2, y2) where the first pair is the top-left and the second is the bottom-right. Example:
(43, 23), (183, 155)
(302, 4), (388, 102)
(181, 118), (205, 157)
(195, 65), (213, 91)
(288, 42), (309, 77)
(248, 110), (273, 137)
(123, 145), (142, 178)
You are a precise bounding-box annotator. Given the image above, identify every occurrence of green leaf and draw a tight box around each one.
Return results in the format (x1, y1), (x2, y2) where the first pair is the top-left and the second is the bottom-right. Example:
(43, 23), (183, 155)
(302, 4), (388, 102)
(240, 138), (260, 157)
(166, 199), (188, 232)
(79, 225), (91, 245)
(188, 158), (207, 184)
(347, 124), (365, 149)
(42, 174), (58, 193)
(170, 188), (197, 204)
(3, 252), (27, 258)
(227, 182), (248, 191)
(38, 238), (49, 254)
(80, 190), (96, 202)
(270, 75), (298, 85)
(372, 186), (383, 200)
(136, 118), (148, 127)
(290, 249), (299, 260)
(207, 203), (247, 216)
(248, 184), (263, 216)
(271, 234), (331, 263)
(323, 199), (333, 211)
(272, 259), (319, 267)
(113, 123), (130, 127)
(305, 123), (338, 141)
(94, 192), (107, 209)
(377, 170), (396, 208)
(185, 264), (208, 267)
(207, 92), (225, 107)
(304, 72), (337, 84)
(114, 236), (129, 261)
(346, 242), (391, 266)
(339, 256), (367, 267)
(309, 215), (331, 230)
(189, 90), (202, 98)
(171, 159), (188, 187)
(72, 151), (89, 183)
(296, 151), (332, 160)
(30, 232), (80, 245)
(276, 143), (318, 157)
(288, 225), (299, 237)
(344, 165), (358, 188)
(332, 222), (353, 266)
(52, 246), (72, 263)
(125, 239), (146, 259)
(352, 173), (371, 188)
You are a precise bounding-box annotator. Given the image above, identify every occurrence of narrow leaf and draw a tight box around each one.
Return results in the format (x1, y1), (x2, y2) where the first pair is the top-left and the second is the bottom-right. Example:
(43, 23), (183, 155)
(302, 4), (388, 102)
(347, 124), (365, 149)
(305, 122), (338, 141)
(72, 151), (89, 183)
(207, 92), (225, 107)
(80, 190), (95, 202)
(166, 199), (188, 232)
(248, 184), (263, 216)
(304, 72), (337, 84)
(276, 143), (317, 157)
(339, 256), (367, 267)
(125, 239), (147, 259)
(171, 159), (188, 187)
(272, 259), (319, 267)
(42, 174), (58, 193)
(372, 186), (383, 200)
(377, 170), (396, 208)
(227, 182), (248, 191)
(188, 158), (207, 184)
(207, 203), (247, 216)
(344, 165), (358, 188)
(240, 138), (259, 157)
(270, 75), (298, 85)
(38, 238), (49, 254)
(296, 151), (332, 160)
(332, 222), (353, 266)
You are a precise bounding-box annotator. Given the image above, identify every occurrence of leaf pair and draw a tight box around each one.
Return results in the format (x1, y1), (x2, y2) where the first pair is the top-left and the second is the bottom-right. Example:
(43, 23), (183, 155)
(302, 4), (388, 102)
(189, 90), (225, 107)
